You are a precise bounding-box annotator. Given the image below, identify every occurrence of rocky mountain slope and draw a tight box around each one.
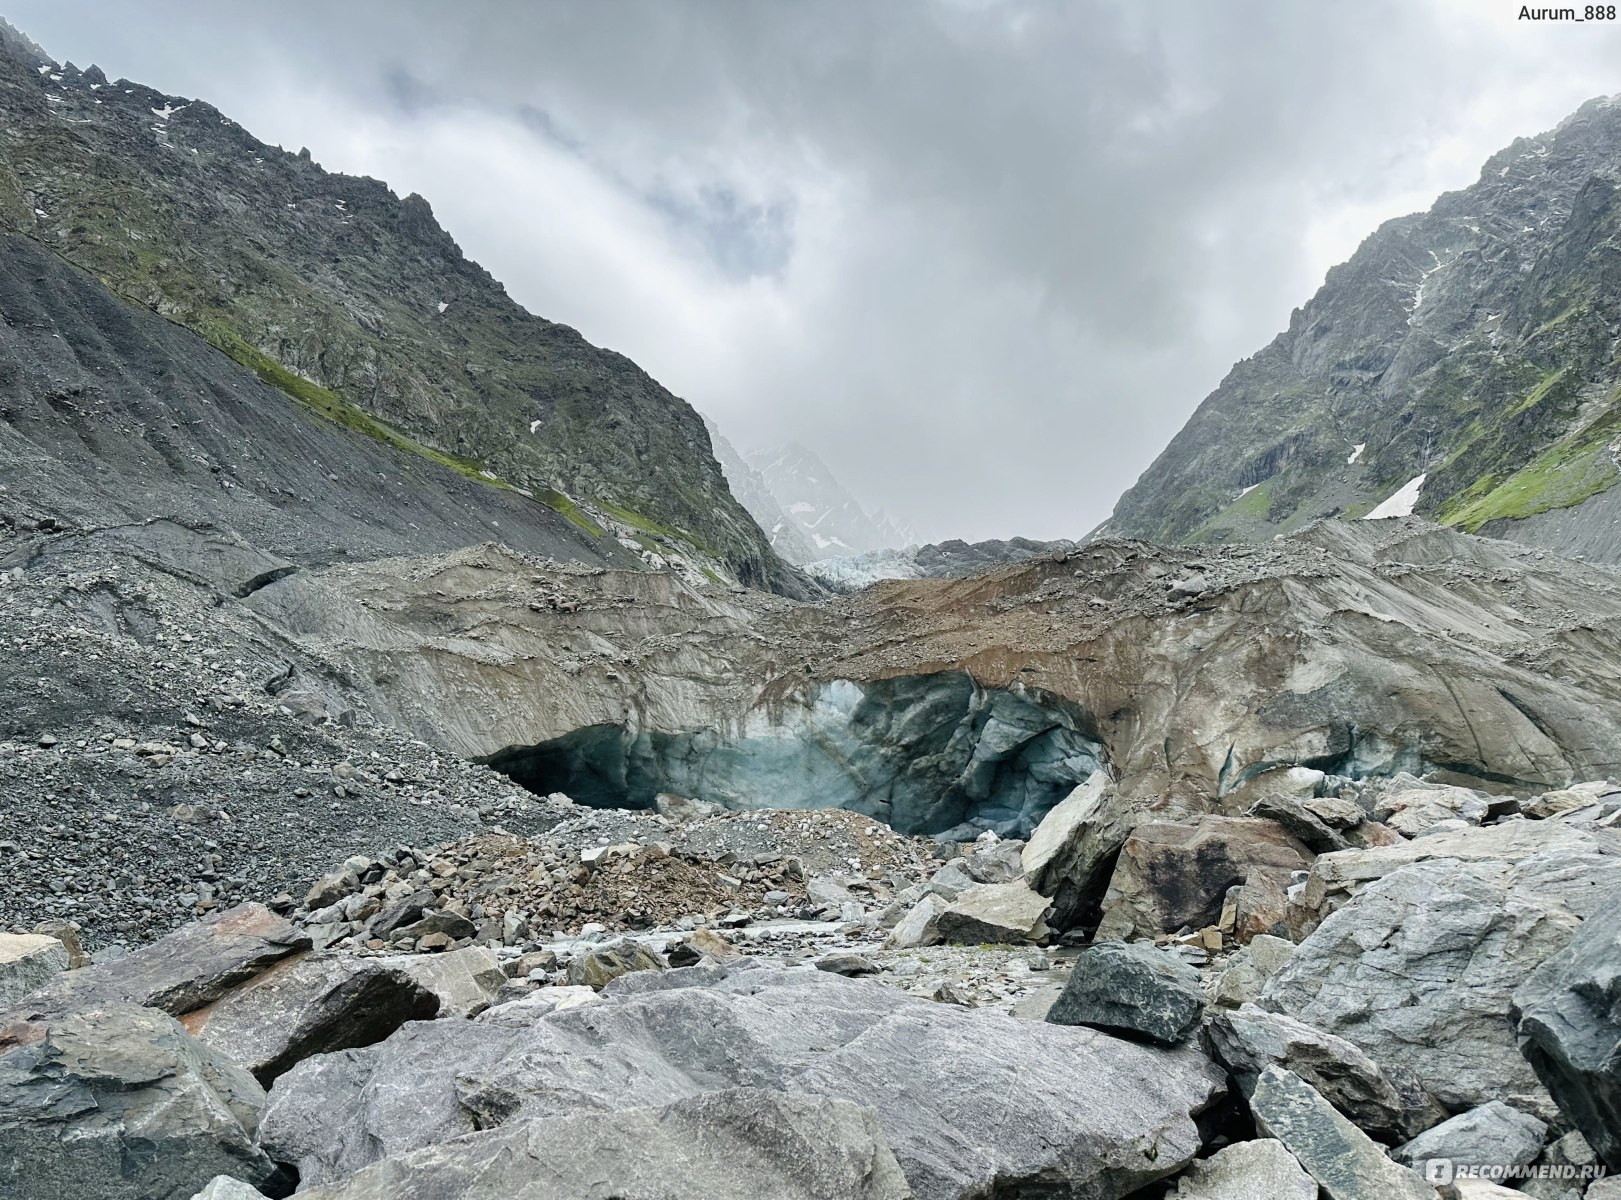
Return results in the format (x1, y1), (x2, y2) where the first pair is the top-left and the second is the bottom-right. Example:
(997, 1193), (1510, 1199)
(1106, 94), (1621, 562)
(701, 416), (821, 565)
(0, 22), (808, 593)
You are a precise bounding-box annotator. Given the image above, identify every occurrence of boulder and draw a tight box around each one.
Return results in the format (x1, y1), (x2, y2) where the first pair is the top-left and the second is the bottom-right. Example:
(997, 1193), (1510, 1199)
(263, 964), (1227, 1200)
(1264, 848), (1621, 1120)
(291, 1088), (910, 1200)
(1249, 1066), (1437, 1200)
(886, 895), (942, 949)
(1211, 934), (1295, 1008)
(13, 904), (309, 1018)
(474, 985), (600, 1028)
(959, 836), (1025, 884)
(0, 934), (68, 1008)
(565, 940), (667, 990)
(1290, 821), (1621, 936)
(1246, 794), (1353, 853)
(1046, 942), (1205, 1045)
(1169, 1138), (1316, 1199)
(378, 946), (505, 1017)
(189, 1179), (267, 1200)
(180, 953), (439, 1084)
(1094, 816), (1312, 942)
(1208, 1003), (1441, 1142)
(1372, 779), (1491, 837)
(1393, 1101), (1546, 1179)
(1020, 771), (1135, 928)
(0, 1002), (282, 1199)
(1511, 885), (1621, 1168)
(934, 880), (1051, 944)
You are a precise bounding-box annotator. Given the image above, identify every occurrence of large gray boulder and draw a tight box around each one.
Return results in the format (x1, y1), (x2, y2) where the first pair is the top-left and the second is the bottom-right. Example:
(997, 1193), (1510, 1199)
(1046, 941), (1205, 1045)
(1208, 1003), (1443, 1142)
(180, 952), (440, 1084)
(376, 947), (505, 1018)
(1021, 771), (1135, 927)
(1249, 1066), (1437, 1200)
(291, 1088), (911, 1200)
(1291, 821), (1621, 935)
(0, 1002), (282, 1200)
(1095, 816), (1312, 941)
(264, 964), (1226, 1200)
(0, 934), (68, 1008)
(1169, 1138), (1316, 1199)
(12, 904), (310, 1018)
(1511, 885), (1621, 1168)
(933, 879), (1051, 944)
(1392, 1101), (1546, 1179)
(1262, 846), (1621, 1120)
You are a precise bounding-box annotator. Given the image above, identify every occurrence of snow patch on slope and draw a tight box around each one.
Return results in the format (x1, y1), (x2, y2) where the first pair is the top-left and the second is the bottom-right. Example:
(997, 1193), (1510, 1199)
(1364, 474), (1427, 520)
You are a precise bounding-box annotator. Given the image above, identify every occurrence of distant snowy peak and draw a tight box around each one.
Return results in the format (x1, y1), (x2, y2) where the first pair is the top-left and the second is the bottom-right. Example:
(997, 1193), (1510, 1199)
(701, 418), (818, 565)
(744, 442), (916, 562)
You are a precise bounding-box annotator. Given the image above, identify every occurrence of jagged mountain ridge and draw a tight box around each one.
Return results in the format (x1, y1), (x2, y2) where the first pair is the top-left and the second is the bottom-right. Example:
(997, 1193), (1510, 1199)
(743, 442), (915, 562)
(700, 416), (820, 565)
(1106, 95), (1621, 559)
(0, 23), (809, 594)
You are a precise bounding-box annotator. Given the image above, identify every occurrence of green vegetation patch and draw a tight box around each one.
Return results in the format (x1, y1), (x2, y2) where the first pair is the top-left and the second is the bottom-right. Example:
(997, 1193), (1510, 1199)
(1439, 406), (1621, 531)
(534, 487), (606, 537)
(597, 500), (719, 558)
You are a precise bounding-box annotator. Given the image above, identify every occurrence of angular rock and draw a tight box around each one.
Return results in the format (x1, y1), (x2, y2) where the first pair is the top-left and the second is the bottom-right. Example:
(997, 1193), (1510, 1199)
(565, 940), (666, 990)
(886, 895), (942, 949)
(1249, 1066), (1437, 1200)
(1230, 870), (1290, 944)
(1209, 1003), (1440, 1142)
(378, 946), (505, 1018)
(0, 934), (68, 1008)
(0, 1002), (282, 1199)
(180, 953), (439, 1084)
(393, 910), (477, 944)
(1291, 820), (1621, 935)
(30, 920), (89, 970)
(303, 869), (360, 911)
(1211, 934), (1295, 1008)
(474, 985), (600, 1028)
(1511, 884), (1621, 1168)
(934, 880), (1051, 944)
(1265, 848), (1621, 1120)
(959, 836), (1025, 884)
(1393, 1101), (1546, 1179)
(263, 964), (1227, 1199)
(13, 904), (310, 1018)
(816, 953), (880, 977)
(1169, 1137), (1317, 1199)
(189, 1179), (268, 1200)
(1020, 771), (1133, 929)
(1247, 794), (1353, 853)
(1095, 816), (1312, 942)
(292, 1089), (911, 1200)
(1372, 778), (1491, 838)
(1046, 941), (1205, 1045)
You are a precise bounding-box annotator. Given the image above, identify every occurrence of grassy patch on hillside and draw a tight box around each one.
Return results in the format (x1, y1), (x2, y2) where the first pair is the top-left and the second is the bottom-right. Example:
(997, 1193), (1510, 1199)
(534, 487), (605, 537)
(598, 500), (719, 557)
(1439, 406), (1621, 530)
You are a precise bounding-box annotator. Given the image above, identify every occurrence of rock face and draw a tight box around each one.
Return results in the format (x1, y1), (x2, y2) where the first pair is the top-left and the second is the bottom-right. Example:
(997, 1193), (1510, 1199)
(1046, 942), (1206, 1045)
(0, 44), (801, 591)
(0, 934), (67, 1008)
(17, 904), (311, 1018)
(1263, 843), (1621, 1119)
(1511, 886), (1621, 1168)
(1095, 816), (1312, 941)
(1105, 94), (1621, 567)
(179, 953), (441, 1084)
(293, 1088), (913, 1200)
(1249, 1066), (1437, 1200)
(0, 1002), (282, 1200)
(1393, 1102), (1547, 1178)
(263, 965), (1226, 1200)
(1208, 1003), (1440, 1142)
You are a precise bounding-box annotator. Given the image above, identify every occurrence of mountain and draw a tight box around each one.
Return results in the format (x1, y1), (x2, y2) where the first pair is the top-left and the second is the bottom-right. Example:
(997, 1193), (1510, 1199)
(803, 536), (1077, 591)
(744, 442), (916, 562)
(0, 23), (811, 595)
(1105, 95), (1621, 562)
(700, 416), (820, 565)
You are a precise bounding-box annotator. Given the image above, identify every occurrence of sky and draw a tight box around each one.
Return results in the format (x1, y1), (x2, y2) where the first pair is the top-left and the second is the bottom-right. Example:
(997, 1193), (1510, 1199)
(10, 1), (1621, 542)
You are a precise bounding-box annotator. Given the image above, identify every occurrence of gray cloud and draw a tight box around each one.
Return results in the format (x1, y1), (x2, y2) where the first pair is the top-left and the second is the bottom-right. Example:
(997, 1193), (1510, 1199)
(11, 0), (1621, 541)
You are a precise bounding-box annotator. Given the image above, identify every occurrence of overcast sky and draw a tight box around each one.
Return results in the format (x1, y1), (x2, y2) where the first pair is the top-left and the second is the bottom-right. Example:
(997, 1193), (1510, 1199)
(11, 1), (1621, 541)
